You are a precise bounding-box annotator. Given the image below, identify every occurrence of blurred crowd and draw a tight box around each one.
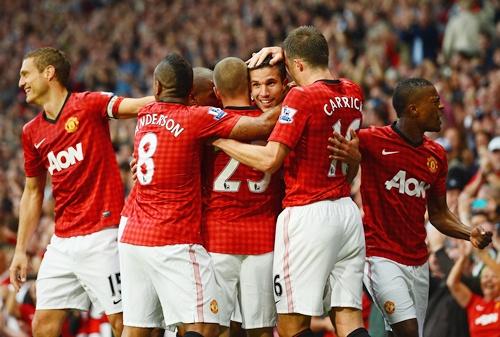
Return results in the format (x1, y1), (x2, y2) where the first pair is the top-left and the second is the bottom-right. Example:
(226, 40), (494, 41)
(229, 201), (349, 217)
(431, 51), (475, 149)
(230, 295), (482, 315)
(0, 0), (498, 336)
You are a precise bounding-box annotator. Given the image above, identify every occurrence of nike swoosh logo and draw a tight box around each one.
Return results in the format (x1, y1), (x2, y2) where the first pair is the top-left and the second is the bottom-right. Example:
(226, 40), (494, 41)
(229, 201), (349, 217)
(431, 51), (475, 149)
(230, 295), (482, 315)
(113, 299), (122, 305)
(34, 138), (46, 149)
(382, 149), (399, 155)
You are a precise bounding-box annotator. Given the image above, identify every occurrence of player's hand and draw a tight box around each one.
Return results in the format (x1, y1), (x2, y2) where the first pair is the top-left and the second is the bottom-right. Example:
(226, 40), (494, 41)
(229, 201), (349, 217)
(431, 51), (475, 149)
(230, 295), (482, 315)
(327, 129), (361, 166)
(470, 225), (492, 249)
(130, 158), (137, 183)
(247, 47), (284, 68)
(9, 251), (29, 292)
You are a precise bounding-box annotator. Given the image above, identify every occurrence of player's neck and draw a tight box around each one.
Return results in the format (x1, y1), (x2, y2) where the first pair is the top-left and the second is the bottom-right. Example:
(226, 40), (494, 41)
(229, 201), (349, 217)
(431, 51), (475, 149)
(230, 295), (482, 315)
(222, 96), (251, 108)
(395, 119), (424, 144)
(157, 96), (188, 105)
(300, 68), (334, 86)
(43, 86), (69, 120)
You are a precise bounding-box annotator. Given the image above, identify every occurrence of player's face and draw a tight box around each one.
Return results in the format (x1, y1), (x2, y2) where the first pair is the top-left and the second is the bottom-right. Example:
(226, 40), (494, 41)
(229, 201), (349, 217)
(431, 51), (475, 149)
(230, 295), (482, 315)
(416, 86), (443, 132)
(18, 58), (49, 105)
(250, 66), (286, 111)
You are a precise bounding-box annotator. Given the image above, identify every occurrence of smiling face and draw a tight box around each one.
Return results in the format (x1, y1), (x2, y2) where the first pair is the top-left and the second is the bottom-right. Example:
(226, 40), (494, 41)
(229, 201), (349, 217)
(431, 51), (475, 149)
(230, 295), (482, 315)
(18, 57), (51, 105)
(480, 266), (500, 300)
(250, 65), (286, 111)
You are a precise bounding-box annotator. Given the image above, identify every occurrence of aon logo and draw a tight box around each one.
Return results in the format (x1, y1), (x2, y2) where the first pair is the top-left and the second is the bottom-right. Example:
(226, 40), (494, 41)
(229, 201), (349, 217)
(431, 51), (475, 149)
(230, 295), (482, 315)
(48, 143), (84, 175)
(385, 170), (430, 198)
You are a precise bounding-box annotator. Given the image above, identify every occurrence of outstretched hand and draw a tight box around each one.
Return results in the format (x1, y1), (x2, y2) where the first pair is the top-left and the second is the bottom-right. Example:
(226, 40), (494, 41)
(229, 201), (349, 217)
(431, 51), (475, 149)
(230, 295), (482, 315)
(247, 47), (284, 68)
(327, 129), (361, 166)
(470, 225), (493, 249)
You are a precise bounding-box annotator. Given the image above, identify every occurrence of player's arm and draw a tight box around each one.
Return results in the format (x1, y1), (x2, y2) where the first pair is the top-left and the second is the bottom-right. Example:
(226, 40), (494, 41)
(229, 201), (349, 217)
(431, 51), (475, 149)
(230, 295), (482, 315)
(213, 139), (288, 174)
(446, 254), (472, 308)
(9, 174), (46, 291)
(247, 46), (284, 68)
(227, 104), (281, 141)
(427, 194), (492, 249)
(114, 96), (155, 119)
(327, 129), (361, 183)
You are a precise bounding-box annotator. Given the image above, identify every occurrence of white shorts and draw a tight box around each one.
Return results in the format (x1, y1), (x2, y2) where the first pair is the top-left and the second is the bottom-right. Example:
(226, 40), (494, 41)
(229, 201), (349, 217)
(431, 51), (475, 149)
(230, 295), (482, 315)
(119, 242), (220, 328)
(36, 228), (122, 314)
(273, 198), (365, 315)
(210, 252), (276, 329)
(364, 256), (429, 336)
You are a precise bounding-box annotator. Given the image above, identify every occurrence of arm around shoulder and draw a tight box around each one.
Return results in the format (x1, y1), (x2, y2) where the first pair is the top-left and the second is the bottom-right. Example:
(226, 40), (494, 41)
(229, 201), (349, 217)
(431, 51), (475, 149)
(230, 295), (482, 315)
(115, 96), (155, 119)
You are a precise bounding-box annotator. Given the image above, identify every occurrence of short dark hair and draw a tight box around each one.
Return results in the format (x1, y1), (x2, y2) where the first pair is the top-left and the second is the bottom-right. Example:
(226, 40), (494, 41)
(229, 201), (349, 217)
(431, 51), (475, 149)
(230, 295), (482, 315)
(155, 53), (193, 98)
(392, 78), (434, 117)
(283, 26), (329, 68)
(250, 55), (287, 81)
(24, 47), (71, 88)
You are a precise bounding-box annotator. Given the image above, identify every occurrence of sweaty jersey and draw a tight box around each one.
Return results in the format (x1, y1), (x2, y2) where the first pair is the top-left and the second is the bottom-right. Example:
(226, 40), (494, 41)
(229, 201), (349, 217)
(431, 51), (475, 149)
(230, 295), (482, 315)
(268, 79), (363, 207)
(359, 123), (447, 266)
(120, 102), (241, 246)
(22, 91), (125, 237)
(202, 106), (283, 255)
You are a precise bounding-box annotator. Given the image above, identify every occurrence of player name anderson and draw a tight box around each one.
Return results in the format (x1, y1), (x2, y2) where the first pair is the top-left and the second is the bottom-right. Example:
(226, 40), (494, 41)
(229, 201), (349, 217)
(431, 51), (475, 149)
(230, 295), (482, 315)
(135, 113), (184, 137)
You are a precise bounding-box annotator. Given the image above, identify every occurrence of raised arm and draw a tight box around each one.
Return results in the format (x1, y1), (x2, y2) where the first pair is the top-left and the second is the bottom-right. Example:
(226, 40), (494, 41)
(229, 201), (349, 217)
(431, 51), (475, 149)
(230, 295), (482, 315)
(247, 46), (284, 68)
(446, 254), (472, 308)
(114, 96), (155, 119)
(427, 194), (492, 248)
(9, 174), (46, 291)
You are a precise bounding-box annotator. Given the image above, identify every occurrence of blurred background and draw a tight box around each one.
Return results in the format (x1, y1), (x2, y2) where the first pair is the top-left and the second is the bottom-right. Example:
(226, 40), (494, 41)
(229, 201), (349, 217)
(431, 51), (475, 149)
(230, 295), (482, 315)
(0, 0), (498, 336)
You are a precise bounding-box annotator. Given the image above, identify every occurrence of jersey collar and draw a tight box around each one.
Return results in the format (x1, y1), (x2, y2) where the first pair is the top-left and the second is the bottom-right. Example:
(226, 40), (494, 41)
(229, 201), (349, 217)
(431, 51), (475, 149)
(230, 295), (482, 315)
(43, 92), (71, 124)
(391, 122), (423, 147)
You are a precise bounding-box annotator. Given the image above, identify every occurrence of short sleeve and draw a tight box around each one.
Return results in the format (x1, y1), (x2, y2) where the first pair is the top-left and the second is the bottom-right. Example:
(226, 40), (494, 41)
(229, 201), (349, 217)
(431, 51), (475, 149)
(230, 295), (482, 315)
(83, 91), (125, 119)
(268, 88), (309, 149)
(22, 126), (45, 177)
(191, 106), (241, 139)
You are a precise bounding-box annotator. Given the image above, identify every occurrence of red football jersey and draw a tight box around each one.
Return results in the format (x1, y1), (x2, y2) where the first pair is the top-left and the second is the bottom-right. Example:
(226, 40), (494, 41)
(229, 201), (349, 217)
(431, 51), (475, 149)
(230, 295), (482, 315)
(268, 79), (363, 207)
(120, 103), (241, 246)
(202, 106), (283, 255)
(359, 124), (447, 266)
(22, 92), (125, 237)
(466, 294), (500, 337)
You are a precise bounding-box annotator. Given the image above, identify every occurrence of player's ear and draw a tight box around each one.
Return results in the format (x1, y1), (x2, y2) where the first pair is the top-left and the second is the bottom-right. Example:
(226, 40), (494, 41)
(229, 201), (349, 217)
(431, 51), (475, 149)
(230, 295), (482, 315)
(44, 65), (56, 81)
(153, 79), (162, 97)
(213, 86), (221, 101)
(408, 103), (418, 117)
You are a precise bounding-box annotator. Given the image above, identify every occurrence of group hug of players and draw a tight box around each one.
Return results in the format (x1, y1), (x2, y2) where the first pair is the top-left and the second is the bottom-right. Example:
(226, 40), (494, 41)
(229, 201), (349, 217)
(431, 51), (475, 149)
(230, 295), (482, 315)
(10, 25), (493, 337)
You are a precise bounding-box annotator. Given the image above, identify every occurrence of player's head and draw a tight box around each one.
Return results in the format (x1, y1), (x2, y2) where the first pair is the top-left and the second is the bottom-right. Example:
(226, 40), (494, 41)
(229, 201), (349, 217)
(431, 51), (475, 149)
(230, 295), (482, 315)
(19, 47), (71, 104)
(189, 67), (221, 107)
(213, 57), (249, 105)
(154, 53), (193, 101)
(282, 26), (329, 85)
(249, 55), (287, 111)
(392, 78), (443, 132)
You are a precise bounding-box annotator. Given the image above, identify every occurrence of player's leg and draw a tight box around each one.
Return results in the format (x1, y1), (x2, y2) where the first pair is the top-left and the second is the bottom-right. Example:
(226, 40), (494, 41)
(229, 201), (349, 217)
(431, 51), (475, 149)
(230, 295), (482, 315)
(34, 235), (93, 337)
(364, 257), (419, 337)
(229, 321), (245, 337)
(119, 243), (166, 334)
(75, 229), (125, 336)
(273, 203), (341, 337)
(32, 309), (67, 337)
(389, 262), (429, 337)
(239, 253), (275, 337)
(152, 244), (220, 337)
(210, 253), (241, 337)
(328, 198), (369, 337)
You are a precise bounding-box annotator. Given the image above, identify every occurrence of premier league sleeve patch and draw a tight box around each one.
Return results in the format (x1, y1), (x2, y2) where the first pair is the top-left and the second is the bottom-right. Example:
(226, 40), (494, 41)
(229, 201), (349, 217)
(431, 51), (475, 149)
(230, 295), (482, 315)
(208, 107), (227, 121)
(279, 106), (297, 124)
